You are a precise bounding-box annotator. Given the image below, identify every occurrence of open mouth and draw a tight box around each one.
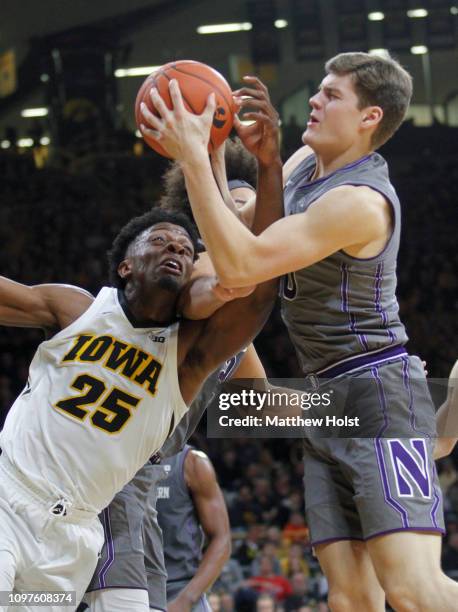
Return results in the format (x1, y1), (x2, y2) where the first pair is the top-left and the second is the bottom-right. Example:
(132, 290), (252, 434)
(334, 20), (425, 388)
(159, 258), (183, 276)
(307, 115), (320, 126)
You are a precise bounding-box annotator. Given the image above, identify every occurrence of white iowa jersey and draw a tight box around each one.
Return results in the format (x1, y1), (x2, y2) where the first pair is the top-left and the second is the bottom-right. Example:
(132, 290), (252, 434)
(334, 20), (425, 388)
(0, 287), (188, 513)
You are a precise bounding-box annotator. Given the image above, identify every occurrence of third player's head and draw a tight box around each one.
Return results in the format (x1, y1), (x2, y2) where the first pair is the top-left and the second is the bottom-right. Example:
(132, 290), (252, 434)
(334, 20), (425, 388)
(302, 52), (412, 156)
(107, 209), (200, 297)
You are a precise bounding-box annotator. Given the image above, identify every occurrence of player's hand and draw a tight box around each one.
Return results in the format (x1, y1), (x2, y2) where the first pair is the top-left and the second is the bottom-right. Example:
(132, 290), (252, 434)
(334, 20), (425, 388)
(139, 80), (216, 161)
(232, 76), (281, 166)
(168, 595), (192, 612)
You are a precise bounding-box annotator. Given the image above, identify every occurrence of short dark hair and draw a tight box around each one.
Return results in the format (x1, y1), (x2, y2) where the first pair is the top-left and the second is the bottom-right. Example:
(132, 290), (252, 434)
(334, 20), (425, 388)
(107, 209), (200, 288)
(325, 51), (413, 148)
(159, 137), (257, 224)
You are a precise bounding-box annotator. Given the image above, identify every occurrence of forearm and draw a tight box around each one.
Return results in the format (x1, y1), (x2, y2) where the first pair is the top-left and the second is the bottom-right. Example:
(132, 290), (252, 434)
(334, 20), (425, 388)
(182, 152), (262, 287)
(178, 276), (225, 320)
(211, 149), (242, 219)
(176, 535), (231, 604)
(251, 158), (283, 235)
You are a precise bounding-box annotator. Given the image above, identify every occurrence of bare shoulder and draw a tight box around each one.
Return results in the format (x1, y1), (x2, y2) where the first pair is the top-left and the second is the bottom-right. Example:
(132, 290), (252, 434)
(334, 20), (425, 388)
(283, 145), (314, 186)
(185, 449), (215, 490)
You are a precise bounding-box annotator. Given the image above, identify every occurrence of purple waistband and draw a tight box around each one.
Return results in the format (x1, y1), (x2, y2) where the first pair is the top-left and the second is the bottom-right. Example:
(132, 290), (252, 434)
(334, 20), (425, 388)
(315, 345), (408, 380)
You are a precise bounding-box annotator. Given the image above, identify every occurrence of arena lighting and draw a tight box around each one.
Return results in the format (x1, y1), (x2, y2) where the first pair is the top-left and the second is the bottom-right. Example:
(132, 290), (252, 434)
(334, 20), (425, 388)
(197, 23), (252, 34)
(407, 8), (428, 18)
(17, 138), (34, 147)
(40, 73), (50, 82)
(21, 108), (48, 118)
(274, 19), (288, 28)
(369, 48), (390, 58)
(368, 12), (385, 21)
(451, 6), (458, 14)
(115, 66), (160, 78)
(411, 45), (428, 54)
(40, 136), (51, 146)
(0, 139), (11, 149)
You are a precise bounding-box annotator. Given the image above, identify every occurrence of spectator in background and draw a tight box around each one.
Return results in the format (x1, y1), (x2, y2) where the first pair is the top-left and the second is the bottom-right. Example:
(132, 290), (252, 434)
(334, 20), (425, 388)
(230, 485), (259, 527)
(236, 524), (264, 569)
(280, 543), (310, 578)
(256, 593), (277, 612)
(208, 592), (222, 611)
(251, 543), (282, 576)
(283, 572), (314, 612)
(282, 512), (309, 545)
(247, 555), (292, 601)
(443, 533), (458, 580)
(219, 591), (235, 612)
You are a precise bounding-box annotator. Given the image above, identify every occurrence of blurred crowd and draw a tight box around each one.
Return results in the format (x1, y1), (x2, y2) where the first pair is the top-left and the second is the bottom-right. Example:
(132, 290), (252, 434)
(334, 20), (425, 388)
(0, 124), (457, 610)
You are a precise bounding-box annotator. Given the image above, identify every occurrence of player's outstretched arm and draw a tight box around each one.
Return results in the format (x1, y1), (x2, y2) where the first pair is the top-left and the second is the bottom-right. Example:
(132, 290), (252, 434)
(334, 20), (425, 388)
(167, 450), (231, 612)
(0, 276), (93, 330)
(434, 360), (458, 459)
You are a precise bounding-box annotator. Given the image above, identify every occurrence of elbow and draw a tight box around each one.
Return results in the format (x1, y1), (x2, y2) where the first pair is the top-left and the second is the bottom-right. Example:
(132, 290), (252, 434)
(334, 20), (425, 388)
(218, 265), (258, 290)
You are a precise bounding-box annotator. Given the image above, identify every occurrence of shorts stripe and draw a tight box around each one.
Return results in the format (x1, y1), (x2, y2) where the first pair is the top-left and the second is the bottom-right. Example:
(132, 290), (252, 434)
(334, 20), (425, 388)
(98, 507), (115, 588)
(372, 366), (410, 528)
(402, 356), (441, 528)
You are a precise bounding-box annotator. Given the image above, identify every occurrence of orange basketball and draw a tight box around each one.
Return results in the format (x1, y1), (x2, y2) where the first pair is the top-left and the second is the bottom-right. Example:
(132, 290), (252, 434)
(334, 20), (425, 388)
(135, 60), (236, 158)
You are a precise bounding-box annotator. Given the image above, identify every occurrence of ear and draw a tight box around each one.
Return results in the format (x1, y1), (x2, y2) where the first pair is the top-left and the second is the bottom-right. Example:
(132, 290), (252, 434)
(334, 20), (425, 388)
(118, 259), (132, 281)
(361, 105), (383, 132)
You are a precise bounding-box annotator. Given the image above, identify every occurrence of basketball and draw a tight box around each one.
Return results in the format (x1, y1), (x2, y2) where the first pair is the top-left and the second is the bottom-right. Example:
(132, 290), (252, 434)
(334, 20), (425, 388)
(135, 60), (236, 158)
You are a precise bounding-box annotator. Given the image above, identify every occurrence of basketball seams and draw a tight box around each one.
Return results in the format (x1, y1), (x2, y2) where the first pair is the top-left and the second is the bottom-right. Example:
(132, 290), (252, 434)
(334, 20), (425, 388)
(170, 63), (234, 115)
(163, 67), (216, 151)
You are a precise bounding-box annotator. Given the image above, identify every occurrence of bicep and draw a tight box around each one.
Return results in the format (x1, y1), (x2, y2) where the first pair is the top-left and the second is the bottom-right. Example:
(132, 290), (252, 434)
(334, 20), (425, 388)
(241, 187), (388, 284)
(0, 277), (56, 328)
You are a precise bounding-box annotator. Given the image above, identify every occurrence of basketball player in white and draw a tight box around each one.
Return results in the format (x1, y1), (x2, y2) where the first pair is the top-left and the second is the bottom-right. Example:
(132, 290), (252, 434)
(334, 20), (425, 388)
(0, 108), (281, 612)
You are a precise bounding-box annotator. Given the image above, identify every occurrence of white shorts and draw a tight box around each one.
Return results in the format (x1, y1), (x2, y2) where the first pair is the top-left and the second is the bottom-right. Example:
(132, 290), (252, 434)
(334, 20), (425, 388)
(0, 455), (104, 612)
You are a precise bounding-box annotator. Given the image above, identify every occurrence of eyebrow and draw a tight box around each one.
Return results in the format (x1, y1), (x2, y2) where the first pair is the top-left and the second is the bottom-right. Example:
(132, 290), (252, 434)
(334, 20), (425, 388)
(319, 84), (342, 96)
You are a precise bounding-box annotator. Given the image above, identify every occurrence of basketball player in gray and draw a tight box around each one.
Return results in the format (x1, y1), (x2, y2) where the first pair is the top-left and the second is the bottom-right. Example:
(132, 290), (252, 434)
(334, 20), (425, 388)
(152, 445), (229, 612)
(140, 53), (458, 610)
(83, 351), (255, 612)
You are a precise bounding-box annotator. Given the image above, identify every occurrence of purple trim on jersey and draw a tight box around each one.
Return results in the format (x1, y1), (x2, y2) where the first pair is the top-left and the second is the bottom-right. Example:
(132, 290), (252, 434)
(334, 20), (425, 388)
(372, 366), (410, 528)
(98, 507), (115, 589)
(374, 263), (396, 344)
(298, 154), (373, 189)
(340, 263), (367, 351)
(401, 357), (441, 529)
(364, 526), (445, 541)
(430, 464), (441, 529)
(316, 344), (407, 379)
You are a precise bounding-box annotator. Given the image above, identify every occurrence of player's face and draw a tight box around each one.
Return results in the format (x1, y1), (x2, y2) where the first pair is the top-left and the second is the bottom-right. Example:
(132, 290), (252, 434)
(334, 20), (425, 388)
(126, 222), (195, 292)
(302, 73), (367, 153)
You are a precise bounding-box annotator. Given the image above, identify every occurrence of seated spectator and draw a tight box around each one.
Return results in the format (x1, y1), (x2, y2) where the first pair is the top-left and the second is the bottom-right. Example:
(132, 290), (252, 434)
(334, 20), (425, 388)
(230, 485), (260, 527)
(251, 543), (282, 576)
(283, 572), (314, 612)
(213, 556), (244, 592)
(256, 593), (277, 612)
(220, 591), (235, 612)
(235, 524), (264, 569)
(246, 554), (292, 601)
(280, 543), (310, 578)
(282, 512), (309, 545)
(208, 592), (221, 611)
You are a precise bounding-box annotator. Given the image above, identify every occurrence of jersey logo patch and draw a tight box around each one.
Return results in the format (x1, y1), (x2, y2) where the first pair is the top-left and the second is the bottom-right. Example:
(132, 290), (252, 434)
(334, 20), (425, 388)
(387, 438), (431, 499)
(149, 334), (166, 343)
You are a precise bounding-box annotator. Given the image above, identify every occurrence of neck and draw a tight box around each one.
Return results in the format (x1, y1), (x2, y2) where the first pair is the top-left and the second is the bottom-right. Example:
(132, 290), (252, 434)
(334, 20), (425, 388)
(311, 143), (373, 180)
(123, 283), (178, 325)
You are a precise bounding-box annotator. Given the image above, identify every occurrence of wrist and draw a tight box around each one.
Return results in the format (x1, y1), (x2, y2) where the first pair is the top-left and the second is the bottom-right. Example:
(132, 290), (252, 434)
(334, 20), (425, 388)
(258, 156), (283, 171)
(181, 148), (210, 172)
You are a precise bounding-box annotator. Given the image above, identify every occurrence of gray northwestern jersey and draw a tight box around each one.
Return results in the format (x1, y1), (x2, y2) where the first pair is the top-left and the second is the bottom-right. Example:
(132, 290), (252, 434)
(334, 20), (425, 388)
(86, 351), (246, 608)
(282, 152), (408, 374)
(156, 446), (203, 585)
